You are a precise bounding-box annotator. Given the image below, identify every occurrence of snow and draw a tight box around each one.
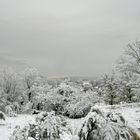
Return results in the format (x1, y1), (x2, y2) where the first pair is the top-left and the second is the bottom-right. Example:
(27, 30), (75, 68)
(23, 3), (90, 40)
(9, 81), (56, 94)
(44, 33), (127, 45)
(98, 103), (140, 135)
(0, 115), (36, 140)
(0, 103), (140, 140)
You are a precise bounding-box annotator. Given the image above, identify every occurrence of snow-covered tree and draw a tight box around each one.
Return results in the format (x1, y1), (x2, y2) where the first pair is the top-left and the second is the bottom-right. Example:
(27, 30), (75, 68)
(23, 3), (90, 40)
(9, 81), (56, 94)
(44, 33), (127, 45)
(43, 81), (79, 115)
(0, 67), (20, 104)
(119, 72), (139, 102)
(117, 40), (140, 75)
(101, 73), (120, 105)
(116, 41), (140, 103)
(31, 83), (52, 110)
(21, 68), (41, 102)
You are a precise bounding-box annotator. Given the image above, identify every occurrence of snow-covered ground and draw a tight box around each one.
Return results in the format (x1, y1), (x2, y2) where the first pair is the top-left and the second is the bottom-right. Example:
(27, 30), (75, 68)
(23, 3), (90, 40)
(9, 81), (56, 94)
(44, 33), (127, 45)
(0, 115), (36, 140)
(0, 103), (140, 140)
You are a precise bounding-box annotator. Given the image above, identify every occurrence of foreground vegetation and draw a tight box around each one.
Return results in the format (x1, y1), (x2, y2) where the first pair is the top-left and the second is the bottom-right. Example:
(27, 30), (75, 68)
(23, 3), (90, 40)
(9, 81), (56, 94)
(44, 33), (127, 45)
(0, 103), (139, 140)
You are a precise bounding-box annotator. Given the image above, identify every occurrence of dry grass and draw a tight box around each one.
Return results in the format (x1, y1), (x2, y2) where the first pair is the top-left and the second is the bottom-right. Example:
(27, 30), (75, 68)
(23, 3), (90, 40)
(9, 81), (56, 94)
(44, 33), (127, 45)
(133, 133), (140, 140)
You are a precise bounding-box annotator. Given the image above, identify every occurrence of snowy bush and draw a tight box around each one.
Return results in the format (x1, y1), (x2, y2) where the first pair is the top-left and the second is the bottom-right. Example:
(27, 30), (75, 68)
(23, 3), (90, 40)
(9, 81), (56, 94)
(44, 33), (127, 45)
(44, 83), (95, 119)
(64, 99), (91, 118)
(79, 106), (140, 140)
(21, 102), (34, 114)
(36, 112), (70, 139)
(82, 81), (93, 92)
(63, 90), (101, 118)
(43, 82), (80, 115)
(43, 91), (67, 114)
(5, 105), (17, 117)
(10, 125), (29, 140)
(10, 111), (71, 140)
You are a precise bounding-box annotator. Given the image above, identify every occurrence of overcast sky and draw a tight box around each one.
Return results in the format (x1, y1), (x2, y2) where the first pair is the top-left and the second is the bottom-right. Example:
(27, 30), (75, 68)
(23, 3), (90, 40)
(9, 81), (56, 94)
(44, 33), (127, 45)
(0, 0), (140, 77)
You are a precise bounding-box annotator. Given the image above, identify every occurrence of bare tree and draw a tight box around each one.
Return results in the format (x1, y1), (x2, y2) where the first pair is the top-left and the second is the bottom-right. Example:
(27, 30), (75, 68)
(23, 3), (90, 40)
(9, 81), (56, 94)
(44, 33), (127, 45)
(0, 67), (20, 103)
(117, 40), (140, 75)
(116, 40), (140, 102)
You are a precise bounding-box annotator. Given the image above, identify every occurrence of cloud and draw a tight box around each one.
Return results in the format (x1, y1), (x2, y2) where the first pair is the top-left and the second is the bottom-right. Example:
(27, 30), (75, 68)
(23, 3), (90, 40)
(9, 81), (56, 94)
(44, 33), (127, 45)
(0, 0), (140, 76)
(0, 53), (28, 71)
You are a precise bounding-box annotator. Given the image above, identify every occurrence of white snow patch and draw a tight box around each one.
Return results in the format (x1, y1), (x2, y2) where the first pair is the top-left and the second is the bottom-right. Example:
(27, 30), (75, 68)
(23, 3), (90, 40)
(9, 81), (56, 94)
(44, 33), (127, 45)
(0, 115), (36, 140)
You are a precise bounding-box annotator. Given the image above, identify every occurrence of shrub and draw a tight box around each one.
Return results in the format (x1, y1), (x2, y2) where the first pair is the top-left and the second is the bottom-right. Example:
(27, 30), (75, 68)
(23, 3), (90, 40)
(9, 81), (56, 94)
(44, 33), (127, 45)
(10, 125), (29, 140)
(79, 106), (138, 140)
(63, 91), (100, 118)
(44, 92), (67, 114)
(64, 100), (91, 118)
(10, 111), (71, 140)
(5, 105), (17, 117)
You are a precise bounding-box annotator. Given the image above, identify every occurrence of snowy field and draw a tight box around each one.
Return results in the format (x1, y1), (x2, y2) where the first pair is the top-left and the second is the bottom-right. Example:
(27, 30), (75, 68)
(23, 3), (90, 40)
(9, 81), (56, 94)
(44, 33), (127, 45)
(0, 103), (140, 140)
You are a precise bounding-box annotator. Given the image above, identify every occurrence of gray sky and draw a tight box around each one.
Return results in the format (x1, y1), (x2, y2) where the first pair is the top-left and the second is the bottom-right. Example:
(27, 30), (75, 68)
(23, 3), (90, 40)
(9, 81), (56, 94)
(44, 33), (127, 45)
(0, 0), (140, 77)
